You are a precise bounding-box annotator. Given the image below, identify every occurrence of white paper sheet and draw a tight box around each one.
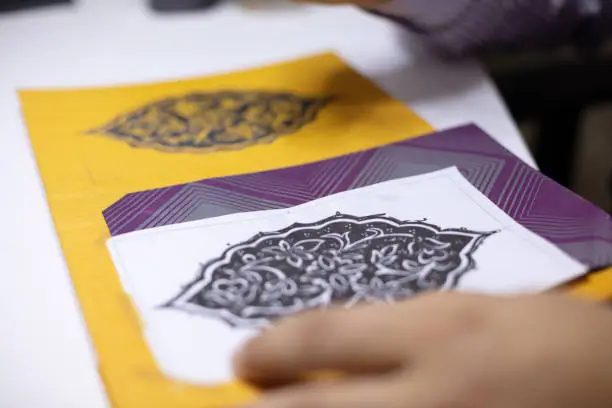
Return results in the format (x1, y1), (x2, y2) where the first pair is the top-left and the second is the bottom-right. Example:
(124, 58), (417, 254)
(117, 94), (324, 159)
(107, 167), (586, 385)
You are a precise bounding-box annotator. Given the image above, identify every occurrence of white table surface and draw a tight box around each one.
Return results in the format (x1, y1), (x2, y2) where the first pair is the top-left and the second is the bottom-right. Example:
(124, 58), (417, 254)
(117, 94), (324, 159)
(0, 1), (535, 407)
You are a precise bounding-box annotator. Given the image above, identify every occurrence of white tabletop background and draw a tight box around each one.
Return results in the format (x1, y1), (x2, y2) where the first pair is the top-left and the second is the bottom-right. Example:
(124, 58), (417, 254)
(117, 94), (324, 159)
(0, 1), (534, 406)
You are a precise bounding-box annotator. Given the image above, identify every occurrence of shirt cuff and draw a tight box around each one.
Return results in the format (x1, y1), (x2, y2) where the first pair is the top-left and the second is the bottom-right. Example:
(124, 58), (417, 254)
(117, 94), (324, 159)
(364, 0), (473, 28)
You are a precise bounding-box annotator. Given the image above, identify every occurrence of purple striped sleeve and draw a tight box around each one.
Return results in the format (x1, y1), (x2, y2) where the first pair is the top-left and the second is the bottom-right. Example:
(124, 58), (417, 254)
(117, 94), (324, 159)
(365, 0), (612, 56)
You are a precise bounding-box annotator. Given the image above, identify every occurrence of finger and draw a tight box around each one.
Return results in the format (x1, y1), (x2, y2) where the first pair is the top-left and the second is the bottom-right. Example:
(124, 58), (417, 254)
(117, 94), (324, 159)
(233, 303), (408, 385)
(234, 292), (491, 386)
(245, 374), (408, 408)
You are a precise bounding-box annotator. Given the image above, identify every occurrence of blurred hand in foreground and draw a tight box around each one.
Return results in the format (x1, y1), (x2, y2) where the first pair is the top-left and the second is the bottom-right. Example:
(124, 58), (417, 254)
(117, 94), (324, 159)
(234, 292), (612, 408)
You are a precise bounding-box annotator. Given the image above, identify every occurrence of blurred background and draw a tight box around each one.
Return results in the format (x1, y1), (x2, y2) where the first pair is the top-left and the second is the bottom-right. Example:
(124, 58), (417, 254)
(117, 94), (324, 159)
(520, 106), (611, 213)
(2, 0), (610, 213)
(486, 48), (612, 213)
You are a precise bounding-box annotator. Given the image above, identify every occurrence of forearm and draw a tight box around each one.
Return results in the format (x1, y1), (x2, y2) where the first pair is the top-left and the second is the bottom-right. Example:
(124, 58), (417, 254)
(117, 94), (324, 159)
(365, 0), (612, 56)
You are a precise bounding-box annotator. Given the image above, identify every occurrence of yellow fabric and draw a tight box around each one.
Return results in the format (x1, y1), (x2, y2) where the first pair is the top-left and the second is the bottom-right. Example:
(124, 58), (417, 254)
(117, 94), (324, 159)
(569, 268), (612, 301)
(19, 53), (434, 408)
(19, 51), (612, 408)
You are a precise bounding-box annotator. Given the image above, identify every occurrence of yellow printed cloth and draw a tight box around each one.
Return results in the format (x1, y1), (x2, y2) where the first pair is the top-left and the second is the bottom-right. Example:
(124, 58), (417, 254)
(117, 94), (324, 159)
(18, 53), (433, 408)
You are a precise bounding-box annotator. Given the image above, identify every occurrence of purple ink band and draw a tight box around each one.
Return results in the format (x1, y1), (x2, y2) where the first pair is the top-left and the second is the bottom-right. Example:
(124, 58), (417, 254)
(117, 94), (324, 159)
(103, 124), (612, 270)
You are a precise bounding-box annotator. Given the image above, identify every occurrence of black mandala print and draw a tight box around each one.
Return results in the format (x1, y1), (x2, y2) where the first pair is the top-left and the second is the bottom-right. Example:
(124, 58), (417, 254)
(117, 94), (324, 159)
(87, 91), (329, 153)
(165, 213), (495, 328)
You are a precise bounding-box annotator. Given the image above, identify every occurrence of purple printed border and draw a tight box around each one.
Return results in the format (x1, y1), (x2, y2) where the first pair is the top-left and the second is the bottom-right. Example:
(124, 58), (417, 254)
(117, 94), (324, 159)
(104, 125), (612, 269)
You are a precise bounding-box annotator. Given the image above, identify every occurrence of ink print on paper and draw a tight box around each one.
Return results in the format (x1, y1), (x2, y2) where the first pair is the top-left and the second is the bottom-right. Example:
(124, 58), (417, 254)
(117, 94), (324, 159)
(88, 91), (330, 153)
(165, 213), (494, 329)
(107, 168), (587, 385)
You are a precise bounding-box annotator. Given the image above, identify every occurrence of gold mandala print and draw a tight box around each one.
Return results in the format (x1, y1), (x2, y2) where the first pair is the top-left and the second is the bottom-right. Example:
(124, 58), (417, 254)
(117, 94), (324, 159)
(88, 91), (330, 152)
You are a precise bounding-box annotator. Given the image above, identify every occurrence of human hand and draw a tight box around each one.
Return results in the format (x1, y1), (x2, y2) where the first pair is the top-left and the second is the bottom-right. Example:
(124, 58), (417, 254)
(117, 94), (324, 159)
(233, 292), (612, 408)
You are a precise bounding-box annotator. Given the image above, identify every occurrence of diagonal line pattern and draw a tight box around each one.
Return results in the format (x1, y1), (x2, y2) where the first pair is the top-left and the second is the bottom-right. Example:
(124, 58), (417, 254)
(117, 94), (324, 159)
(139, 184), (287, 231)
(107, 187), (169, 231)
(216, 175), (313, 200)
(103, 125), (612, 272)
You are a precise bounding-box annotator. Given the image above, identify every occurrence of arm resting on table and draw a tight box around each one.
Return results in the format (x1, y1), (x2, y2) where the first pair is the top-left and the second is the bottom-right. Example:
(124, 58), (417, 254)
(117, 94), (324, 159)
(364, 0), (612, 55)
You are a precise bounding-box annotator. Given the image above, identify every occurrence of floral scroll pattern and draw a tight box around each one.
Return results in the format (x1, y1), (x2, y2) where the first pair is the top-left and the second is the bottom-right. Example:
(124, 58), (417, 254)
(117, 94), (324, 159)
(165, 213), (494, 328)
(88, 91), (329, 153)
